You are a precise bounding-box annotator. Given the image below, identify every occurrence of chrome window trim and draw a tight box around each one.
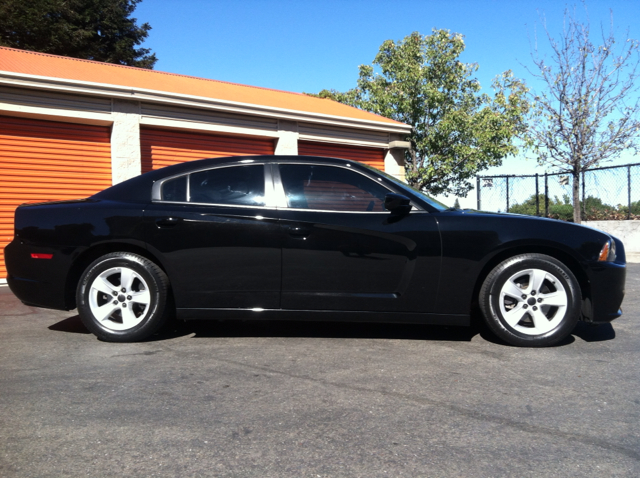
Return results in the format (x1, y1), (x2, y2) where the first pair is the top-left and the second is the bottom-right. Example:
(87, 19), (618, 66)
(152, 162), (269, 206)
(150, 161), (425, 213)
(155, 200), (278, 211)
(278, 207), (428, 214)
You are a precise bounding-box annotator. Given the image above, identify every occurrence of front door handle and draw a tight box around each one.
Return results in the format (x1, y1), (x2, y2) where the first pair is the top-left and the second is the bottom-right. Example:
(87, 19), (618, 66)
(283, 224), (312, 238)
(156, 217), (182, 227)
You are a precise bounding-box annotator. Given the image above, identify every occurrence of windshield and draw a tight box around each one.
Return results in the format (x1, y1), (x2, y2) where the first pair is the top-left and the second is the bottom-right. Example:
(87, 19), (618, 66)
(361, 164), (449, 211)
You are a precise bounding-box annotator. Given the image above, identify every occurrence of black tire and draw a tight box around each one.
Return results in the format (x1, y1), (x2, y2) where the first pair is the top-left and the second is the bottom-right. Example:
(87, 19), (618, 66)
(76, 252), (170, 342)
(479, 253), (581, 347)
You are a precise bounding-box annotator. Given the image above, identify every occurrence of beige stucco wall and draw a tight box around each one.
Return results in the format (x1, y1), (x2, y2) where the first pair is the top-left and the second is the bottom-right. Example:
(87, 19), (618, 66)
(110, 99), (142, 184)
(384, 148), (406, 182)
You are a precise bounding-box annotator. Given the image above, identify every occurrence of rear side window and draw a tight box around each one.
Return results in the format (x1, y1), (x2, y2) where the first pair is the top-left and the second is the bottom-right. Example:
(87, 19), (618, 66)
(279, 164), (389, 212)
(161, 176), (187, 202)
(189, 165), (265, 206)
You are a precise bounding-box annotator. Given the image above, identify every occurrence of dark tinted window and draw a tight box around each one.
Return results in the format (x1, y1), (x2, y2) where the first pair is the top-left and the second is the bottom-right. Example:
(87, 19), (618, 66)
(189, 165), (265, 206)
(279, 164), (389, 212)
(161, 176), (187, 201)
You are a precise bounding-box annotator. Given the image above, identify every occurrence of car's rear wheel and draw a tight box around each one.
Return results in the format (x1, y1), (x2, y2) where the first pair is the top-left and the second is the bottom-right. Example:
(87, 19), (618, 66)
(77, 252), (170, 342)
(479, 253), (581, 347)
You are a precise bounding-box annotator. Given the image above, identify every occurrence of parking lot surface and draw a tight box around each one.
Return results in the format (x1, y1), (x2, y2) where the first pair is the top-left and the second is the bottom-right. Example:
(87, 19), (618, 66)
(1, 265), (639, 477)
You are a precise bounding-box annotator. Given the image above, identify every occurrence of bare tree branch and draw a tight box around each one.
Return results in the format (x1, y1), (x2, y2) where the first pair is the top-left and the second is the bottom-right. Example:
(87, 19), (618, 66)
(525, 6), (640, 222)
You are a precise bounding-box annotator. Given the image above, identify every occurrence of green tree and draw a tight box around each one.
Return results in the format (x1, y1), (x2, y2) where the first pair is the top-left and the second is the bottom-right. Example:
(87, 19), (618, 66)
(312, 31), (530, 197)
(525, 8), (640, 223)
(0, 0), (156, 68)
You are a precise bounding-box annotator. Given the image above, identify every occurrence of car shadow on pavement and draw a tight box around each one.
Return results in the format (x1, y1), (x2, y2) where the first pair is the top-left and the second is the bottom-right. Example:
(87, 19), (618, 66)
(48, 313), (616, 345)
(475, 319), (615, 346)
(467, 307), (616, 346)
(571, 321), (616, 342)
(159, 318), (479, 343)
(47, 313), (478, 343)
(48, 315), (91, 334)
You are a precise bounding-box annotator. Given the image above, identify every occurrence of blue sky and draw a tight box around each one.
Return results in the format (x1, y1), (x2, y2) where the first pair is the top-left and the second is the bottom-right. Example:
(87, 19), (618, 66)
(134, 0), (640, 201)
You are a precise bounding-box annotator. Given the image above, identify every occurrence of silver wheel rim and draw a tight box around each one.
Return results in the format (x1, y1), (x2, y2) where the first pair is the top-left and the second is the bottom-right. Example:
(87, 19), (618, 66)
(87, 266), (151, 331)
(498, 268), (568, 336)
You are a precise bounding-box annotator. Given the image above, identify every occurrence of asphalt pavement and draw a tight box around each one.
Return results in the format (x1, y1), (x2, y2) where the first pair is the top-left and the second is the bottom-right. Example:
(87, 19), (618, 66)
(1, 265), (639, 477)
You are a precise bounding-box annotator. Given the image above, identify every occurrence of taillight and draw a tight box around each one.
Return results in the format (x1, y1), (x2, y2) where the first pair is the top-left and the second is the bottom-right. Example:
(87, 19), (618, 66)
(31, 253), (53, 259)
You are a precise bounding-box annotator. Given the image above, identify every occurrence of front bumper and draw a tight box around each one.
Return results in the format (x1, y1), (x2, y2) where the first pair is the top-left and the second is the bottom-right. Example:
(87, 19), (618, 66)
(583, 260), (626, 324)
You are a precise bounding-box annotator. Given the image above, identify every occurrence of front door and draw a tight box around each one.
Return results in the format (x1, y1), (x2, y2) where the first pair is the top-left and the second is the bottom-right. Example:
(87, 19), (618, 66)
(276, 163), (441, 313)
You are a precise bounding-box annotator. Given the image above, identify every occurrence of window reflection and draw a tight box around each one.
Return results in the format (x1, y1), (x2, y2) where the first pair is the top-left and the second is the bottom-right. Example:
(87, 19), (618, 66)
(280, 165), (389, 212)
(189, 165), (265, 206)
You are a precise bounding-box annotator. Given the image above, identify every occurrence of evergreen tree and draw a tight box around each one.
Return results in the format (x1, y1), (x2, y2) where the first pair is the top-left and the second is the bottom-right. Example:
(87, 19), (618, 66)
(0, 0), (156, 69)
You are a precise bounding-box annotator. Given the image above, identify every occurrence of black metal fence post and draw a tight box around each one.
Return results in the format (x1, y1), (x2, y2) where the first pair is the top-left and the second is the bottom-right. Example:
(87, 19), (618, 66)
(535, 173), (539, 216)
(581, 170), (586, 221)
(544, 173), (549, 217)
(628, 165), (632, 220)
(506, 176), (510, 212)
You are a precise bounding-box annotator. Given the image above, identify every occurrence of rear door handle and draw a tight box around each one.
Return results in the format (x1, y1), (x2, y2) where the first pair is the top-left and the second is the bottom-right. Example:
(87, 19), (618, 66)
(156, 217), (182, 227)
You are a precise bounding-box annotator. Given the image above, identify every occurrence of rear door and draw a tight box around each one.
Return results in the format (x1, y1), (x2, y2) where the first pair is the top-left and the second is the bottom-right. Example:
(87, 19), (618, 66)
(143, 163), (281, 310)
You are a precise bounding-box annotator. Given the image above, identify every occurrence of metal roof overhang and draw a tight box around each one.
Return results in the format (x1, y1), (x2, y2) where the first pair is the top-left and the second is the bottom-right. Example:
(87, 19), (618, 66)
(0, 70), (413, 136)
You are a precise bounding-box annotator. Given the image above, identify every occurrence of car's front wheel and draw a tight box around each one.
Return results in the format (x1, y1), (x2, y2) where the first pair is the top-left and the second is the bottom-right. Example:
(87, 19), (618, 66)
(479, 253), (581, 347)
(76, 252), (170, 342)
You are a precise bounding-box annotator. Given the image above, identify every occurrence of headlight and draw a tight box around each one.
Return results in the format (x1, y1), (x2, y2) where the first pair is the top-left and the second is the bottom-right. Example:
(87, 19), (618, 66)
(598, 239), (616, 262)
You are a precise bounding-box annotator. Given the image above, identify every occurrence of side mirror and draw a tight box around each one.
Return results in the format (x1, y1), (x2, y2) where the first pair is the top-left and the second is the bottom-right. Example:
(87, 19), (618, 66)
(384, 193), (412, 214)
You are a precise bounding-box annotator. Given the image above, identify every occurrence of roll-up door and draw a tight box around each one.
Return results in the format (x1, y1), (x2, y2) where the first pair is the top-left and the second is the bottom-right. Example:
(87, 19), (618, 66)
(298, 141), (386, 171)
(140, 128), (275, 173)
(0, 115), (112, 279)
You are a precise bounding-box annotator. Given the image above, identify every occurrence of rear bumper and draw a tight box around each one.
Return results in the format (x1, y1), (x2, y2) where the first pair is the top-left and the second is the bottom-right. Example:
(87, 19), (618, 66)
(4, 240), (71, 310)
(7, 276), (71, 310)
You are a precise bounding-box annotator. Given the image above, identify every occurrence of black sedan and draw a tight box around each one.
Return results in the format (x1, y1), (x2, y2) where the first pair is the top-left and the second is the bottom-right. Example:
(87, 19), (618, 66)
(4, 156), (626, 346)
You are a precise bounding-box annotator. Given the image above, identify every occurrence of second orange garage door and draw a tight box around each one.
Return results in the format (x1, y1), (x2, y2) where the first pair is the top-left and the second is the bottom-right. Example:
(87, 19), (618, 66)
(0, 115), (112, 279)
(140, 128), (275, 173)
(298, 141), (386, 171)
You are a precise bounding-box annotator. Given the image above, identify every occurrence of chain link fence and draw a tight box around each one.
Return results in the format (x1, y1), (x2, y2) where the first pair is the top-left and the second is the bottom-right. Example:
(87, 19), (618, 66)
(476, 163), (640, 220)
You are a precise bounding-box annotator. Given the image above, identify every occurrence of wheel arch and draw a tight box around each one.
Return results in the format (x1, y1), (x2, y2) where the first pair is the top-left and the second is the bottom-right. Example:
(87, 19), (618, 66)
(471, 245), (590, 312)
(64, 242), (168, 310)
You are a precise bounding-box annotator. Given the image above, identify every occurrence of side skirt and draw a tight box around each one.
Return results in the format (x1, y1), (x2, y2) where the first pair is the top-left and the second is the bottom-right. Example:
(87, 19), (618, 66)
(176, 308), (470, 327)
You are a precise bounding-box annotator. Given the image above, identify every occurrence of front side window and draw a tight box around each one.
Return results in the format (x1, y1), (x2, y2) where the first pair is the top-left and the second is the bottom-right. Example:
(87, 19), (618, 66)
(188, 165), (265, 206)
(279, 164), (389, 212)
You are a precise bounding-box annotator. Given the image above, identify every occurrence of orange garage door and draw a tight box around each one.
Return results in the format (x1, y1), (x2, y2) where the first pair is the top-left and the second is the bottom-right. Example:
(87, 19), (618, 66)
(298, 141), (386, 170)
(141, 128), (275, 172)
(0, 115), (112, 279)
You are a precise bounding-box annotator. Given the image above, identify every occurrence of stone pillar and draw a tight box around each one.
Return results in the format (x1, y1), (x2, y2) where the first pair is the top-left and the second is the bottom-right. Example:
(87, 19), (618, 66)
(274, 120), (299, 155)
(385, 148), (407, 182)
(110, 99), (142, 184)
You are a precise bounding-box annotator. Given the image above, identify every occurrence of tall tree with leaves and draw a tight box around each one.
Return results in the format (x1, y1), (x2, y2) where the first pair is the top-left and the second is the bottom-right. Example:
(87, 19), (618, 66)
(526, 9), (640, 223)
(315, 30), (530, 197)
(0, 0), (156, 69)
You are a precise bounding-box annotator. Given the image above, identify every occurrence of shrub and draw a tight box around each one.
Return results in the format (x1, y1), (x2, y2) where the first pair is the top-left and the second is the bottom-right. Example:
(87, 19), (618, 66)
(508, 195), (639, 221)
